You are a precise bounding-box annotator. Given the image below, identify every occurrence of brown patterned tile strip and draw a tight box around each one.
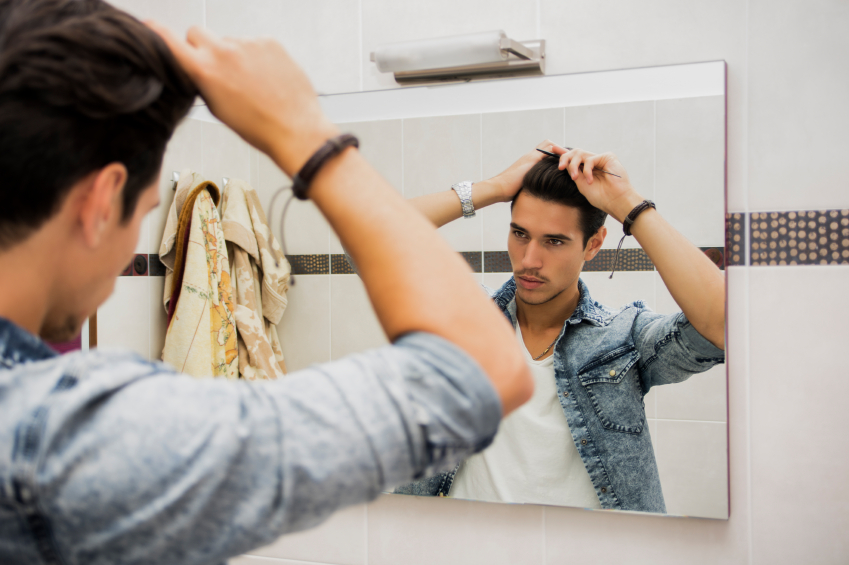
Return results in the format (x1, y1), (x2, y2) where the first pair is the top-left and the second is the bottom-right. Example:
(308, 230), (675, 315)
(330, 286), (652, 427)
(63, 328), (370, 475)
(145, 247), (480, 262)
(749, 209), (849, 266)
(700, 247), (726, 270)
(460, 252), (483, 273)
(484, 251), (513, 273)
(286, 254), (330, 275)
(584, 249), (655, 272)
(726, 213), (746, 266)
(148, 254), (166, 276)
(330, 254), (356, 274)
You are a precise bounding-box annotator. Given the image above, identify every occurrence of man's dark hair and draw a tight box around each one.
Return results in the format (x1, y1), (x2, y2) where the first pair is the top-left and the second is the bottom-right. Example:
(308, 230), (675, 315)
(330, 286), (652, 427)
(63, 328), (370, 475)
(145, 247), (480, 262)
(511, 156), (608, 247)
(0, 0), (197, 248)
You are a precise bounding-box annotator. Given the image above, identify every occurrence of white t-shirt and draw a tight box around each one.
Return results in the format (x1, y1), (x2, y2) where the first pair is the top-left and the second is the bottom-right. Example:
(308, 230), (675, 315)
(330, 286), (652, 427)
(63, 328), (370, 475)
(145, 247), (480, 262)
(449, 323), (601, 508)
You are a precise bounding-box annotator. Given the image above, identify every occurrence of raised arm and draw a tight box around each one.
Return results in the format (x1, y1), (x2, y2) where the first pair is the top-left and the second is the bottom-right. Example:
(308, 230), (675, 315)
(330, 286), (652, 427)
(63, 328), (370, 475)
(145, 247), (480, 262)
(150, 25), (533, 413)
(408, 140), (558, 227)
(559, 148), (725, 350)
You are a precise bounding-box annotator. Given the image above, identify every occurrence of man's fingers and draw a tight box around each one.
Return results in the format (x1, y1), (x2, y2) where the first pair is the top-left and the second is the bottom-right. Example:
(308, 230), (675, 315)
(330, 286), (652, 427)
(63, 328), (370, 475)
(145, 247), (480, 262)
(584, 155), (597, 184)
(186, 25), (221, 49)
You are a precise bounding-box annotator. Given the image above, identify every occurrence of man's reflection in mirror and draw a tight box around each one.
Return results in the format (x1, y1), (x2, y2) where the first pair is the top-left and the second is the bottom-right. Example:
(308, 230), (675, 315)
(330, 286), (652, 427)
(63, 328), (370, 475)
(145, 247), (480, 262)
(394, 143), (726, 513)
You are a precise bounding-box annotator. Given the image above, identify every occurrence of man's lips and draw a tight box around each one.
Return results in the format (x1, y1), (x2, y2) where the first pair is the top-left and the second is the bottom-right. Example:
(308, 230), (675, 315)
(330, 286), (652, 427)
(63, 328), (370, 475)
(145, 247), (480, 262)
(516, 275), (544, 290)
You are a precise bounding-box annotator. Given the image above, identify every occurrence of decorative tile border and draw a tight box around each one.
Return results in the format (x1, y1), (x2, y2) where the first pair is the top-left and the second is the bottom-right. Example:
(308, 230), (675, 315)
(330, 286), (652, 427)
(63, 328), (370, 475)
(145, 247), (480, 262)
(726, 213), (746, 266)
(749, 209), (849, 266)
(130, 209), (849, 278)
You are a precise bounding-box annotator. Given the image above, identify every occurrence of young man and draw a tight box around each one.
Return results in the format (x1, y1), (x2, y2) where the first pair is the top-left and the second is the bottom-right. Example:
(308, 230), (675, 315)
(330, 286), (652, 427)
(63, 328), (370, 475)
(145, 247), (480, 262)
(398, 142), (726, 513)
(0, 1), (533, 563)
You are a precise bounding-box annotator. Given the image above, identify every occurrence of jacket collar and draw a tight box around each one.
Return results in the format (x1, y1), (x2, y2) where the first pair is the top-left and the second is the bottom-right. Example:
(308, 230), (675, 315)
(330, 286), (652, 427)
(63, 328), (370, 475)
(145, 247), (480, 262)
(0, 317), (58, 368)
(491, 277), (607, 327)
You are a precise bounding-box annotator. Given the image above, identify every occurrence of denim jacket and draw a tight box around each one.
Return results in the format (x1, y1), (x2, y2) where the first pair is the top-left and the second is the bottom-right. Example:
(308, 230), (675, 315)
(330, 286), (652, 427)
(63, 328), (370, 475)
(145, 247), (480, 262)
(395, 278), (725, 513)
(0, 318), (501, 565)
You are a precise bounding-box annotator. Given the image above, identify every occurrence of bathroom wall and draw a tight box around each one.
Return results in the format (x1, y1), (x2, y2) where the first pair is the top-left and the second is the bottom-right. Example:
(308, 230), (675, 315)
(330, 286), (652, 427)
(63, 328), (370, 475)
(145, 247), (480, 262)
(100, 1), (849, 563)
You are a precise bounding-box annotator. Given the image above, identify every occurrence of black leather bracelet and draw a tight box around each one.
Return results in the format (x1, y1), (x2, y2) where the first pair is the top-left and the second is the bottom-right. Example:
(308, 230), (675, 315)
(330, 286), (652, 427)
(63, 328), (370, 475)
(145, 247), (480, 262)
(622, 199), (656, 236)
(291, 133), (359, 200)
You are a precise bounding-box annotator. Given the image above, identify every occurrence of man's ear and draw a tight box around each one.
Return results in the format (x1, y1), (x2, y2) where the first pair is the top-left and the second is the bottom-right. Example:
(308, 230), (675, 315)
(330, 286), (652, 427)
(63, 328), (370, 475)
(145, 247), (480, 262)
(583, 225), (607, 261)
(79, 163), (128, 248)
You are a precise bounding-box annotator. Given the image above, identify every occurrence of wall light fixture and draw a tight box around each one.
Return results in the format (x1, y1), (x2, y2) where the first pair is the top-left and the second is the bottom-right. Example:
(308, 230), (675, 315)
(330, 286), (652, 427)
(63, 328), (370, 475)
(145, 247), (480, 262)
(370, 30), (545, 85)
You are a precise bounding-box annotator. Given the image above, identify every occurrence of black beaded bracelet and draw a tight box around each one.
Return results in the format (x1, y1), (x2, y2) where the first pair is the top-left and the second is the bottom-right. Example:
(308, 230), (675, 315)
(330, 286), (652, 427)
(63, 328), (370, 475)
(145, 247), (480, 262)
(610, 199), (656, 279)
(291, 133), (359, 200)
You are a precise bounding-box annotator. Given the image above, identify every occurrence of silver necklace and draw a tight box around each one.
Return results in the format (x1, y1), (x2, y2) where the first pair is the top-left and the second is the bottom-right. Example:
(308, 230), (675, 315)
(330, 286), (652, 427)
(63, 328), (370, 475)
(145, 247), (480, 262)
(533, 336), (559, 360)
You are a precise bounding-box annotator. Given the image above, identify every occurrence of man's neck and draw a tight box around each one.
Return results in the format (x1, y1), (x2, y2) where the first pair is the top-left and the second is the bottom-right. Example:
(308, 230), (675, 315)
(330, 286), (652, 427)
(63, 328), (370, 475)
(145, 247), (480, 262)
(0, 233), (59, 336)
(514, 281), (581, 335)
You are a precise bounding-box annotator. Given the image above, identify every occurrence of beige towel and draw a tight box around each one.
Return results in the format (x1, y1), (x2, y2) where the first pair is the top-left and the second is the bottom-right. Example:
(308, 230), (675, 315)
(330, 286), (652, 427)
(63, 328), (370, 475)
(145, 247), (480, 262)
(158, 170), (239, 379)
(220, 178), (291, 380)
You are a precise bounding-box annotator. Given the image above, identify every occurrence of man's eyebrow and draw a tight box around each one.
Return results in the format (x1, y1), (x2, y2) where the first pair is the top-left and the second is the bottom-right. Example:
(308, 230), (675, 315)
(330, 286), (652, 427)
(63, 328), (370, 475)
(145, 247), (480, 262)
(510, 222), (572, 241)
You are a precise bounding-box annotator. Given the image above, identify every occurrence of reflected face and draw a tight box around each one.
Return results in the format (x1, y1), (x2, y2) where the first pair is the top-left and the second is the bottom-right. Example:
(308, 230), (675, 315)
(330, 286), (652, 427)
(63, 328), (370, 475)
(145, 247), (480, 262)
(508, 192), (600, 306)
(41, 181), (160, 342)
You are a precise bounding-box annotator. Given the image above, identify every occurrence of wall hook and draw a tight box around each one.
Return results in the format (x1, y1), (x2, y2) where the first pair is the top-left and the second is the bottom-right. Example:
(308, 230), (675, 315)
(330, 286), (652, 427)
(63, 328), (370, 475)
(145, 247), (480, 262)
(171, 171), (180, 191)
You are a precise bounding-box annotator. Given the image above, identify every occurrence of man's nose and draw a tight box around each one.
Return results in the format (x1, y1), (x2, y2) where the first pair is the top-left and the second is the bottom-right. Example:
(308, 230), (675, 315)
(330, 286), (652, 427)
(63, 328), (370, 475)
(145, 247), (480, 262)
(522, 240), (544, 270)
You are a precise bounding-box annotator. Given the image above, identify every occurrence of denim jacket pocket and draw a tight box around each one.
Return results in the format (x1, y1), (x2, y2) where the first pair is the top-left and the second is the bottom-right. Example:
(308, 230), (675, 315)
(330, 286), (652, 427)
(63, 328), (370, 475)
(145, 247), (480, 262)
(577, 345), (644, 434)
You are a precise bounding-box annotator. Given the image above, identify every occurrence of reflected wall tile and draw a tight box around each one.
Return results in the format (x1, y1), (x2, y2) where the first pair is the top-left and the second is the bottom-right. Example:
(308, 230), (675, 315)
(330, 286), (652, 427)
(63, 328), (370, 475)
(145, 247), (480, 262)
(656, 96), (726, 248)
(361, 0), (537, 91)
(251, 149), (330, 256)
(644, 388), (657, 420)
(749, 0), (849, 212)
(232, 557), (316, 565)
(330, 275), (387, 360)
(206, 0), (360, 95)
(150, 276), (167, 362)
(154, 119), (203, 253)
(482, 272), (513, 293)
(403, 114), (483, 251)
(655, 420), (728, 519)
(97, 277), (151, 360)
(367, 494), (544, 565)
(655, 364), (727, 423)
(330, 119), (403, 253)
(277, 275), (330, 372)
(481, 108), (564, 250)
(563, 101), (655, 250)
(749, 267), (849, 564)
(251, 504), (366, 565)
(201, 121), (251, 192)
(580, 271), (656, 312)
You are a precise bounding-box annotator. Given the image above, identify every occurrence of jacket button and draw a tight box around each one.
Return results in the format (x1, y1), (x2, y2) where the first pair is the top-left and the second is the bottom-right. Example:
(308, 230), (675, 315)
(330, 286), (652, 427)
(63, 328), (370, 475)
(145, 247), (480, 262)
(609, 370), (616, 377)
(601, 487), (607, 493)
(563, 392), (569, 398)
(580, 439), (587, 445)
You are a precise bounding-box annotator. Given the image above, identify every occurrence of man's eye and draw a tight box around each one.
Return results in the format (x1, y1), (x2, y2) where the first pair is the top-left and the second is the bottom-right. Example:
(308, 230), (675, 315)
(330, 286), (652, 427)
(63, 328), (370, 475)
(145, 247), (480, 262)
(513, 231), (527, 238)
(548, 239), (564, 246)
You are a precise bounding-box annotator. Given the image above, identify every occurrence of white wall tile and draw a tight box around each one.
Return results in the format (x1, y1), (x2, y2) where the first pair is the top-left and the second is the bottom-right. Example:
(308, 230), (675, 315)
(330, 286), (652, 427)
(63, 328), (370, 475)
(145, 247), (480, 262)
(655, 364), (728, 423)
(201, 121), (251, 192)
(154, 119), (204, 253)
(361, 0), (538, 91)
(749, 266), (849, 564)
(230, 557), (321, 565)
(655, 420), (728, 519)
(748, 0), (849, 212)
(97, 276), (151, 359)
(655, 96), (726, 248)
(277, 275), (330, 372)
(330, 274), (387, 360)
(367, 494), (544, 565)
(580, 271), (656, 312)
(134, 215), (152, 254)
(145, 0), (205, 34)
(403, 114), (483, 251)
(206, 0), (361, 95)
(250, 504), (366, 565)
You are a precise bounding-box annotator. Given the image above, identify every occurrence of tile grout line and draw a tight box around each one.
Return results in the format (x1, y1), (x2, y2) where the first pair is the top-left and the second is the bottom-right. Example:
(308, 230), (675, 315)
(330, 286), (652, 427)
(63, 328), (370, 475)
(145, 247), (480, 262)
(479, 113), (483, 268)
(744, 3), (752, 560)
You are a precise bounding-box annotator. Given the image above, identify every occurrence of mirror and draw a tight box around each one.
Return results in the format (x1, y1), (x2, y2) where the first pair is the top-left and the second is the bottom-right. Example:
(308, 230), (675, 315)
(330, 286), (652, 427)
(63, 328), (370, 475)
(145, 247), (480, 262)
(272, 61), (727, 518)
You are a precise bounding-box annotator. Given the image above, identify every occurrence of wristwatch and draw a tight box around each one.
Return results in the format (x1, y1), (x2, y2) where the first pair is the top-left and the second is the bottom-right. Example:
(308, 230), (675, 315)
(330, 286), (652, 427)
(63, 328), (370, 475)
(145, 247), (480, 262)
(451, 181), (476, 219)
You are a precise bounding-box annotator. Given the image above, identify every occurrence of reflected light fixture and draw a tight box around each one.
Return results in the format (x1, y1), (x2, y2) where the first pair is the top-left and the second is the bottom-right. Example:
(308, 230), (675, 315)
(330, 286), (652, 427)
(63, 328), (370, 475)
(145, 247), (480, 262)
(370, 30), (545, 85)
